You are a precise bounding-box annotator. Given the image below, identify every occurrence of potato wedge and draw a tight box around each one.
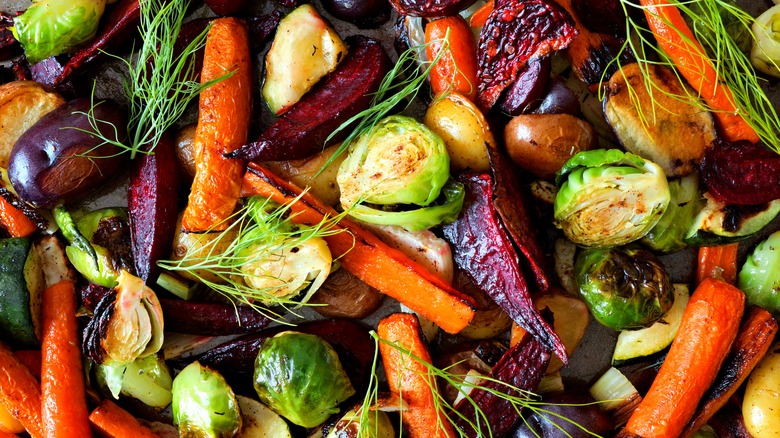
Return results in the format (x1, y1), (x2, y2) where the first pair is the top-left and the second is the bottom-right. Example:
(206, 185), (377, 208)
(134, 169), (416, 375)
(0, 81), (65, 168)
(604, 63), (716, 177)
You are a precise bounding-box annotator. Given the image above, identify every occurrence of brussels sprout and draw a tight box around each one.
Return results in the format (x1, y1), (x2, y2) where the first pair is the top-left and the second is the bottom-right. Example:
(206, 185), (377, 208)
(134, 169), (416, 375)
(76, 208), (129, 240)
(326, 405), (395, 438)
(575, 246), (674, 330)
(554, 149), (670, 248)
(751, 5), (780, 78)
(96, 354), (173, 410)
(11, 0), (107, 64)
(738, 231), (780, 316)
(253, 331), (355, 428)
(642, 175), (703, 253)
(338, 115), (450, 208)
(172, 361), (241, 438)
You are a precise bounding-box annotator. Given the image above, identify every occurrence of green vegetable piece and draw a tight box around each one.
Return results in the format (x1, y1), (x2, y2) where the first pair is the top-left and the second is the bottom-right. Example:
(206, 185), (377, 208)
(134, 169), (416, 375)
(97, 354), (173, 410)
(338, 115), (450, 208)
(0, 238), (38, 348)
(66, 245), (118, 288)
(576, 246), (674, 331)
(326, 405), (395, 438)
(684, 194), (780, 246)
(54, 204), (98, 268)
(751, 5), (780, 78)
(349, 179), (465, 232)
(76, 208), (128, 241)
(253, 331), (355, 428)
(642, 175), (703, 253)
(11, 0), (107, 64)
(554, 149), (670, 248)
(738, 230), (780, 316)
(172, 361), (241, 438)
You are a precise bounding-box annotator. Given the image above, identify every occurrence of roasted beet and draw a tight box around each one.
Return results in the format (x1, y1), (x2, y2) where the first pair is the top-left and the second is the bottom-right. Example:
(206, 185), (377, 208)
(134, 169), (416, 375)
(476, 0), (577, 111)
(248, 12), (282, 52)
(388, 0), (473, 17)
(512, 392), (614, 438)
(701, 139), (780, 205)
(322, 0), (391, 28)
(159, 299), (271, 336)
(205, 0), (249, 15)
(534, 77), (581, 115)
(500, 57), (551, 115)
(8, 98), (128, 208)
(227, 35), (391, 162)
(0, 12), (20, 62)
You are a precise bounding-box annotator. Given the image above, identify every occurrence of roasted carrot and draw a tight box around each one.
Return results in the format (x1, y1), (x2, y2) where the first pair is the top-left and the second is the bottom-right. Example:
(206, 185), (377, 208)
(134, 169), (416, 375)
(0, 343), (43, 438)
(0, 195), (37, 237)
(0, 430), (18, 438)
(696, 243), (739, 285)
(181, 17), (252, 232)
(0, 402), (24, 434)
(89, 400), (159, 438)
(618, 278), (745, 438)
(378, 313), (457, 438)
(681, 306), (778, 438)
(509, 322), (527, 347)
(40, 280), (90, 438)
(13, 350), (41, 379)
(425, 16), (479, 101)
(469, 0), (494, 27)
(242, 164), (476, 334)
(639, 0), (759, 143)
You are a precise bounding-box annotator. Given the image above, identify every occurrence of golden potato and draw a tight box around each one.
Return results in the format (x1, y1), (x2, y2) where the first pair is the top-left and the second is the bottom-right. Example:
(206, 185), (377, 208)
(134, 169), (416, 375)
(423, 92), (493, 172)
(263, 144), (346, 207)
(743, 342), (780, 437)
(0, 81), (65, 168)
(504, 113), (597, 179)
(175, 123), (197, 180)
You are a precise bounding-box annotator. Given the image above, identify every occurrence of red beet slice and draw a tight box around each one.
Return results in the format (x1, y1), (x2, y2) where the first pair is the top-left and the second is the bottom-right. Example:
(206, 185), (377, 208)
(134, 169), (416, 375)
(701, 139), (780, 205)
(499, 57), (552, 116)
(388, 0), (473, 17)
(159, 299), (270, 336)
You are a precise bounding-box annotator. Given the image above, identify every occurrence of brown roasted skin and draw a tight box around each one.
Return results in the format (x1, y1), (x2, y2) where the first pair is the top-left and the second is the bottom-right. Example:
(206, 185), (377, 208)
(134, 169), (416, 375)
(476, 0), (577, 111)
(681, 306), (779, 438)
(388, 0), (473, 17)
(453, 334), (551, 437)
(701, 139), (780, 205)
(442, 173), (566, 361)
(227, 36), (391, 162)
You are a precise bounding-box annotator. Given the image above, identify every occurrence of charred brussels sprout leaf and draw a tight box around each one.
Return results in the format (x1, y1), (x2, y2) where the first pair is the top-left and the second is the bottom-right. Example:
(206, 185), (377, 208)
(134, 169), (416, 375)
(172, 361), (241, 438)
(642, 175), (703, 253)
(575, 246), (674, 331)
(554, 149), (670, 248)
(253, 331), (355, 428)
(738, 231), (780, 316)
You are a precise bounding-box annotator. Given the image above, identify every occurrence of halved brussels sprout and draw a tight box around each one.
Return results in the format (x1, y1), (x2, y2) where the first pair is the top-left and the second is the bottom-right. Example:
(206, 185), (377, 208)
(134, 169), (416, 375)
(641, 174), (703, 253)
(751, 5), (780, 78)
(554, 149), (670, 248)
(738, 230), (780, 316)
(96, 354), (173, 410)
(575, 245), (674, 330)
(172, 361), (241, 438)
(325, 405), (395, 438)
(11, 0), (107, 64)
(253, 331), (355, 428)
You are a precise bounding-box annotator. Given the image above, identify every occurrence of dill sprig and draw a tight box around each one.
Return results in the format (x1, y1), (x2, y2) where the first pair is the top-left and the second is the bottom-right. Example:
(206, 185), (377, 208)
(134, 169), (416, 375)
(355, 332), (603, 438)
(157, 195), (349, 322)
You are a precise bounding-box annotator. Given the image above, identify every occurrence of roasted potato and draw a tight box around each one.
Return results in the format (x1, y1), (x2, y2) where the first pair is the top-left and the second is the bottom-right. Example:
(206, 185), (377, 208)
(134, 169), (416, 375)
(743, 342), (780, 437)
(0, 81), (65, 168)
(175, 123), (197, 180)
(504, 113), (597, 179)
(603, 63), (716, 177)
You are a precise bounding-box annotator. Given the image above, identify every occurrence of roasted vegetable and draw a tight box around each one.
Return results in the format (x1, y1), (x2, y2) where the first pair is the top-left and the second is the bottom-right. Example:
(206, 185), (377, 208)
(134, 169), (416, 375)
(700, 139), (780, 206)
(742, 341), (780, 437)
(576, 245), (674, 331)
(751, 5), (780, 78)
(236, 395), (291, 438)
(513, 392), (613, 438)
(642, 175), (701, 253)
(425, 16), (479, 101)
(253, 331), (355, 428)
(0, 238), (40, 348)
(159, 299), (270, 336)
(310, 268), (385, 319)
(172, 361), (241, 438)
(685, 193), (780, 246)
(554, 149), (670, 248)
(500, 57), (551, 116)
(738, 231), (780, 316)
(10, 0), (107, 64)
(96, 354), (173, 410)
(388, 0), (472, 17)
(325, 404), (395, 438)
(321, 0), (390, 28)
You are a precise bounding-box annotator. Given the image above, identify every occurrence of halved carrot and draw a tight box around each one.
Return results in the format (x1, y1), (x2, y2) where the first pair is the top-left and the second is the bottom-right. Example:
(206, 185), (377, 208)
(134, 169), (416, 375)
(618, 277), (745, 438)
(425, 16), (479, 101)
(181, 17), (252, 232)
(13, 350), (41, 379)
(696, 243), (738, 285)
(639, 0), (759, 143)
(89, 400), (159, 438)
(0, 196), (37, 237)
(378, 313), (457, 438)
(241, 164), (476, 334)
(0, 343), (43, 438)
(469, 1), (494, 27)
(40, 280), (90, 438)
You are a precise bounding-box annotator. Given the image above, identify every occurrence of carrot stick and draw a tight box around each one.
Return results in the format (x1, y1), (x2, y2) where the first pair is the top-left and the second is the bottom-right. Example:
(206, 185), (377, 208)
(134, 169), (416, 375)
(378, 313), (457, 438)
(509, 322), (527, 347)
(0, 343), (43, 438)
(0, 402), (24, 434)
(696, 243), (738, 285)
(181, 17), (252, 232)
(13, 350), (41, 379)
(0, 430), (18, 438)
(40, 280), (90, 438)
(639, 0), (759, 143)
(469, 0), (494, 27)
(241, 164), (476, 334)
(618, 277), (745, 438)
(0, 196), (37, 238)
(89, 400), (159, 438)
(425, 16), (479, 101)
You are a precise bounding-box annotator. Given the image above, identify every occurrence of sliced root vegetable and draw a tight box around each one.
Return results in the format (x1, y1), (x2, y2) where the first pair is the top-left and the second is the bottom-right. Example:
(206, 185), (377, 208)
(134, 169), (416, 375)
(242, 164), (476, 334)
(159, 298), (270, 336)
(88, 399), (159, 438)
(0, 343), (43, 438)
(0, 195), (38, 238)
(469, 1), (494, 28)
(181, 17), (252, 233)
(13, 350), (41, 379)
(425, 16), (479, 101)
(697, 243), (739, 285)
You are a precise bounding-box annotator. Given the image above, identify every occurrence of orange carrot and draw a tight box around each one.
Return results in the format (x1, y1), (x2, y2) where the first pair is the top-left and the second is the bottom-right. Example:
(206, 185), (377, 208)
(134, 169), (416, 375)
(89, 400), (159, 438)
(181, 17), (252, 232)
(13, 350), (41, 379)
(618, 278), (745, 438)
(639, 0), (759, 142)
(0, 196), (37, 238)
(469, 0), (494, 27)
(241, 164), (476, 334)
(0, 430), (18, 438)
(378, 313), (457, 438)
(40, 280), (90, 438)
(509, 322), (527, 347)
(0, 343), (43, 438)
(425, 16), (479, 101)
(0, 402), (24, 434)
(696, 243), (738, 285)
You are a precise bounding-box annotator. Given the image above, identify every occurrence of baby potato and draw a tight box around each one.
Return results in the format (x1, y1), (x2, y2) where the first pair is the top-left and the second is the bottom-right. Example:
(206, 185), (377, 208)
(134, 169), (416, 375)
(743, 342), (780, 437)
(423, 92), (494, 173)
(504, 114), (597, 179)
